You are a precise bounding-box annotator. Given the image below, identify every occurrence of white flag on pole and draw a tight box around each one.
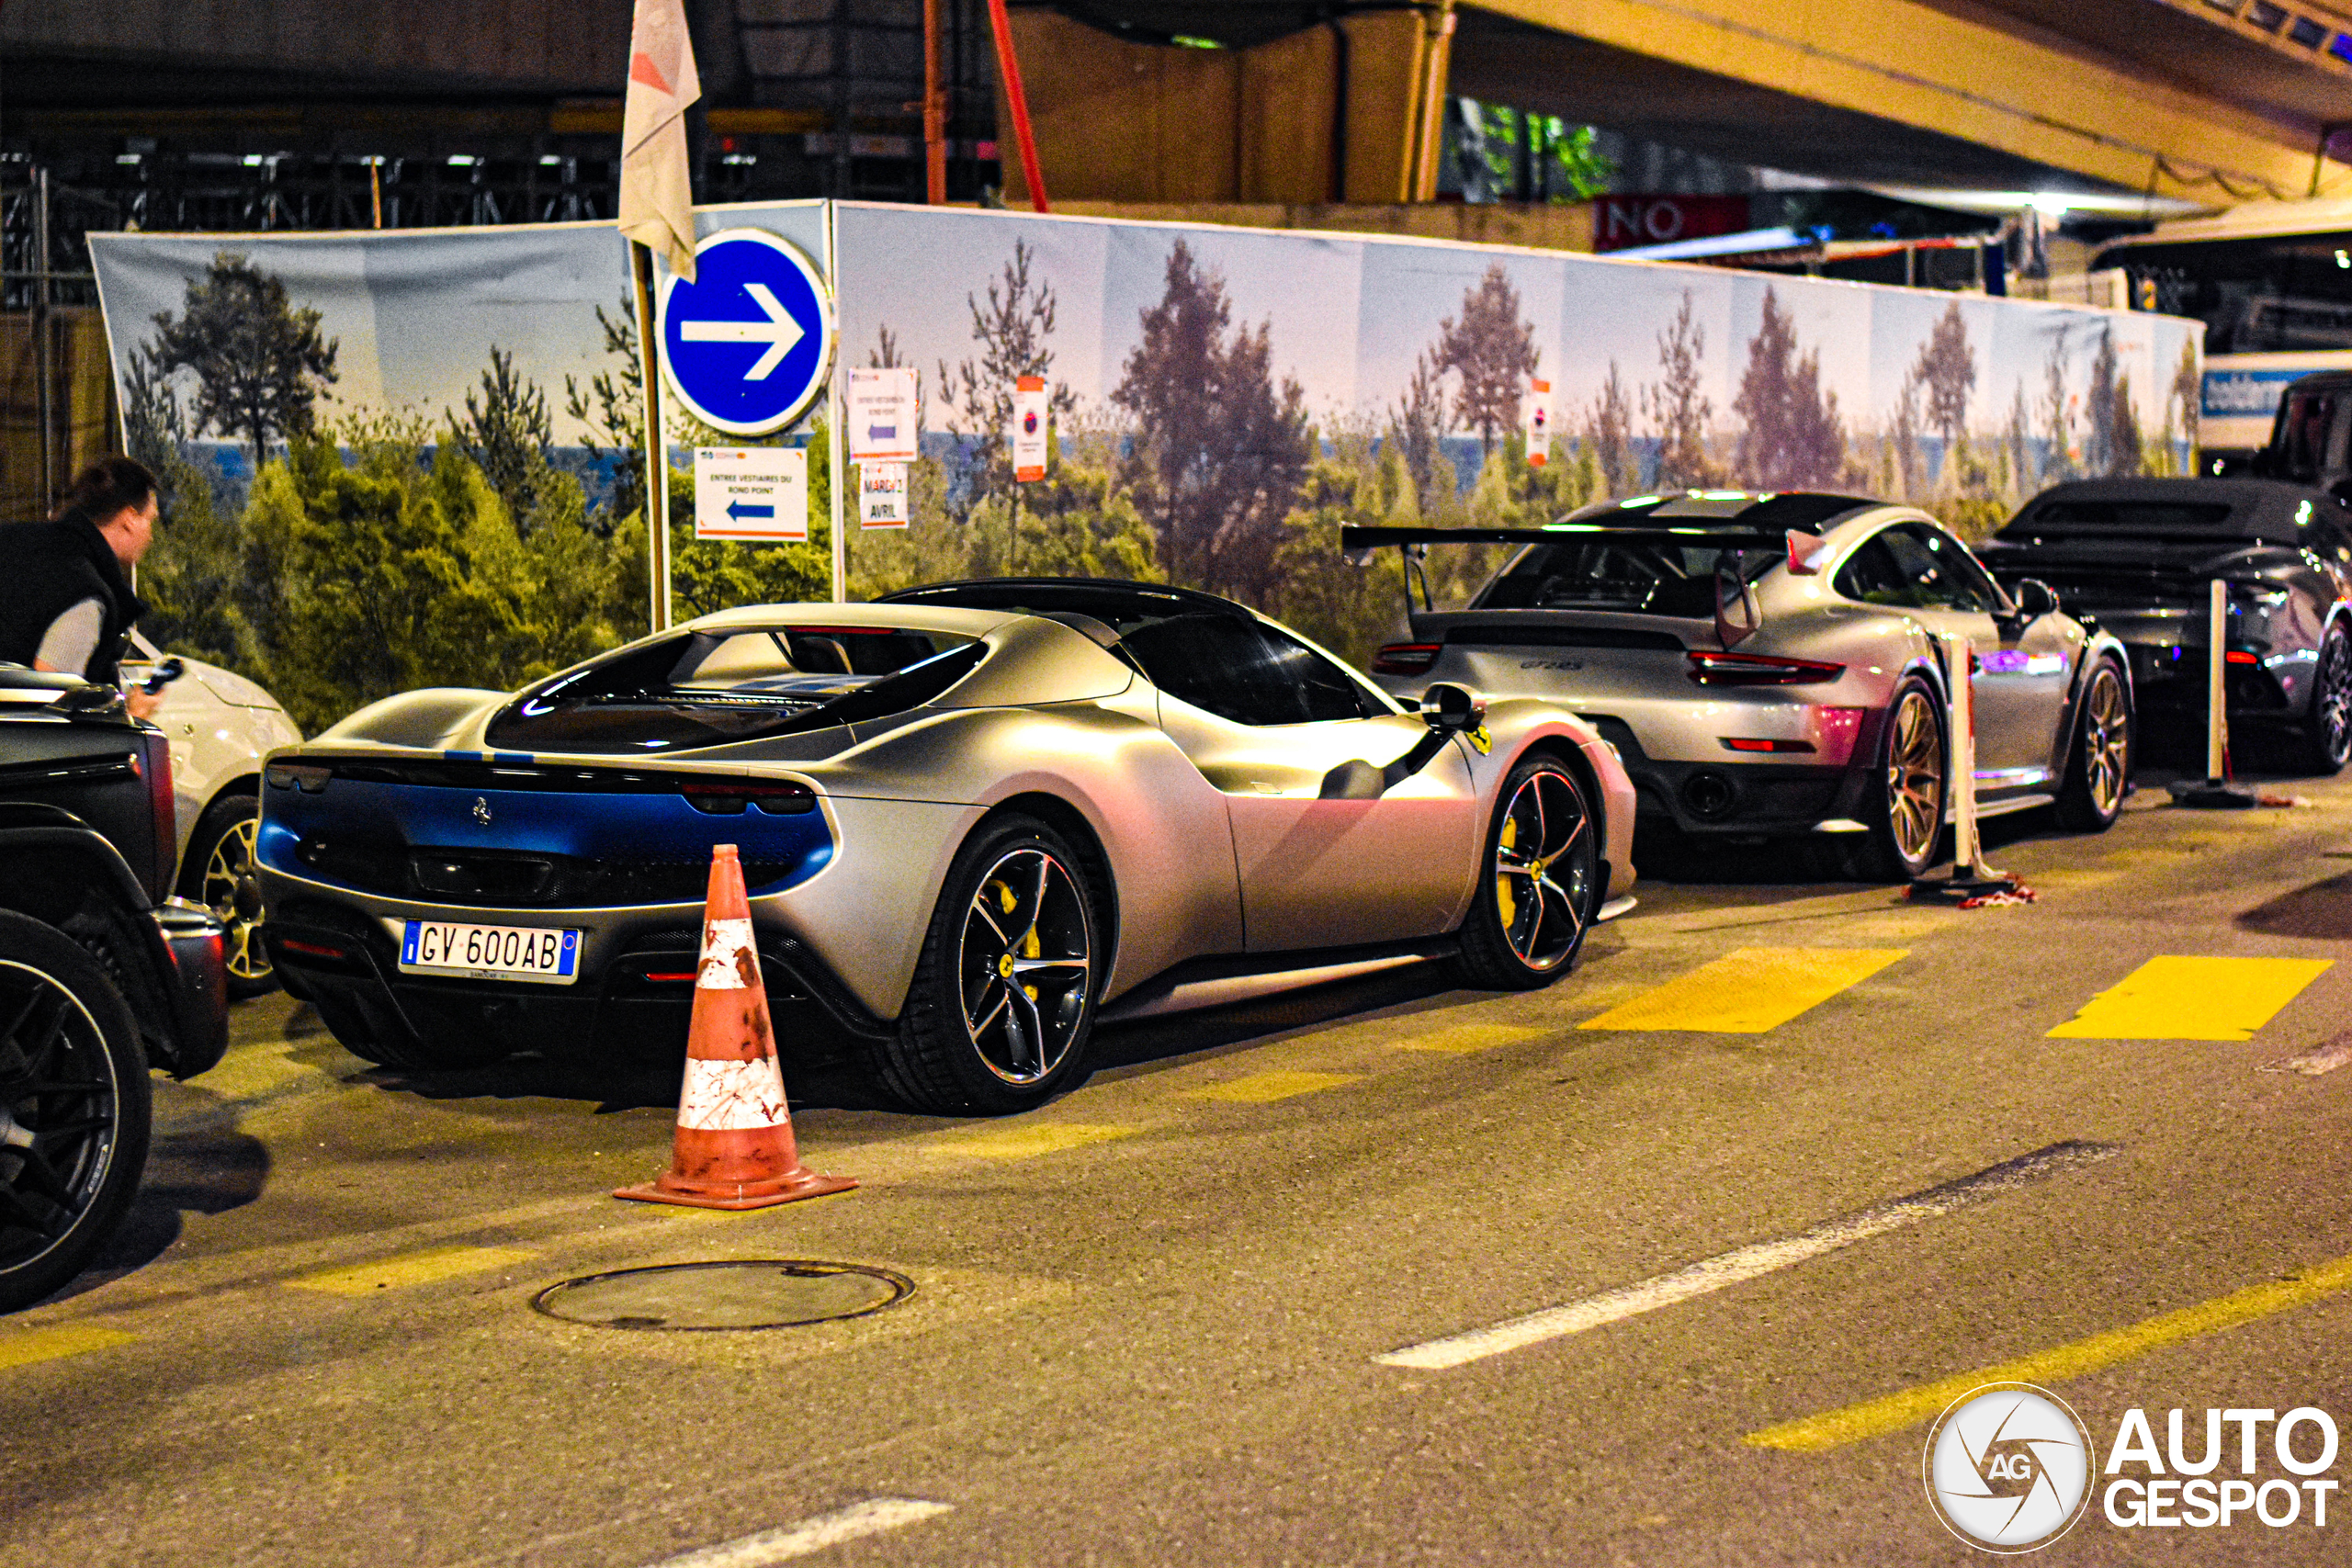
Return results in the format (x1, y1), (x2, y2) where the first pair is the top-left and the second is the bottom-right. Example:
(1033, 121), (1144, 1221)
(620, 0), (702, 282)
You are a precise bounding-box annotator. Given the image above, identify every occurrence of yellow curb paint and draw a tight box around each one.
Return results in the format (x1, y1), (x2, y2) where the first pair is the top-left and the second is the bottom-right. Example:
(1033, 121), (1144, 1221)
(2047, 955), (2333, 1041)
(1182, 1069), (1362, 1103)
(0, 1324), (135, 1371)
(926, 1122), (1138, 1160)
(1746, 1252), (2352, 1452)
(287, 1245), (538, 1296)
(1577, 948), (1907, 1034)
(1394, 1023), (1544, 1054)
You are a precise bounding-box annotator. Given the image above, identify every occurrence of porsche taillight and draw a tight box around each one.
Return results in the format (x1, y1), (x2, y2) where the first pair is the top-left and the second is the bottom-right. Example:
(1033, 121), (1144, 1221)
(1685, 650), (1847, 686)
(1372, 642), (1442, 675)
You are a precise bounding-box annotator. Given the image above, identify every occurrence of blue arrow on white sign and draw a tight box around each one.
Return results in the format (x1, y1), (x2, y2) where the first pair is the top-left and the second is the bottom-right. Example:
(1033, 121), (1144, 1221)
(659, 228), (834, 437)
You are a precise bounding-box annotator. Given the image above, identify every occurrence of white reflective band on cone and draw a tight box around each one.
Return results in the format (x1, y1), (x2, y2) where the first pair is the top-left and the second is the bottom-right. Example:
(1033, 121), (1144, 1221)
(678, 1055), (790, 1130)
(698, 916), (755, 988)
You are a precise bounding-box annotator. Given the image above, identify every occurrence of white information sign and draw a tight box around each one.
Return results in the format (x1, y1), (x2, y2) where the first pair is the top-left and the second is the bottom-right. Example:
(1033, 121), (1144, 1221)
(845, 367), (920, 463)
(693, 446), (808, 541)
(858, 461), (910, 528)
(1524, 377), (1553, 468)
(1011, 375), (1050, 482)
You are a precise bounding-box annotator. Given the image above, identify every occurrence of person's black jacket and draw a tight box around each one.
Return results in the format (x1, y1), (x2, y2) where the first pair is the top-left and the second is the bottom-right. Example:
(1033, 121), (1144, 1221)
(0, 508), (149, 686)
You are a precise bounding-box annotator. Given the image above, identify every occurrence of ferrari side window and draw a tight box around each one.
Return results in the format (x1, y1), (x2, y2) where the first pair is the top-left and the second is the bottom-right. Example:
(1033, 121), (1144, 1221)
(1123, 615), (1377, 727)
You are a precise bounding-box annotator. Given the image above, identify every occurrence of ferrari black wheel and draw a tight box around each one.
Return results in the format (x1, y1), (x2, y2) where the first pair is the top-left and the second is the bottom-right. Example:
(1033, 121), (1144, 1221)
(2296, 623), (2352, 776)
(1448, 755), (1600, 991)
(0, 909), (151, 1313)
(874, 813), (1101, 1115)
(2054, 659), (2132, 831)
(179, 791), (276, 998)
(1852, 677), (1946, 883)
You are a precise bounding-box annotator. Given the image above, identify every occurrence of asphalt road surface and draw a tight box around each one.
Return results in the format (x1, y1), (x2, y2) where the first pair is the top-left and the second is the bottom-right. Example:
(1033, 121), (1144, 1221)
(10, 767), (2352, 1566)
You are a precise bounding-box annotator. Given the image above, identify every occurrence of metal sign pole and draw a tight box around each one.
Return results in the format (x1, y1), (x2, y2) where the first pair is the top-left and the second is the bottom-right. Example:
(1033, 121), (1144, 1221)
(631, 242), (673, 633)
(826, 202), (847, 603)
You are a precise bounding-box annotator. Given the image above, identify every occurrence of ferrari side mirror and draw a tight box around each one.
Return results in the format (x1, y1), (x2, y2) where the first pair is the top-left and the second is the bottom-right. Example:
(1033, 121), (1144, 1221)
(1419, 682), (1486, 735)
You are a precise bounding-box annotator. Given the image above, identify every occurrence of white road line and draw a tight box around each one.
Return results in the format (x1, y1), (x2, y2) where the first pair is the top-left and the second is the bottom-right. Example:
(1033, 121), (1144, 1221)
(641, 1500), (953, 1567)
(2262, 1037), (2352, 1077)
(1374, 1140), (2119, 1371)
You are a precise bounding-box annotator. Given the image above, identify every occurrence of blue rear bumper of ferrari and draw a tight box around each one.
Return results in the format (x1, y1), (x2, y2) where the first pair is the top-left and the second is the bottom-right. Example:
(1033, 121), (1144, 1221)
(253, 755), (877, 1060)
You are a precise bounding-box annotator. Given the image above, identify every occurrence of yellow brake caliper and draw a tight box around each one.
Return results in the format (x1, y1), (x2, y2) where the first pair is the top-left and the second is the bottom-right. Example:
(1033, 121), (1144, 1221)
(1497, 814), (1519, 928)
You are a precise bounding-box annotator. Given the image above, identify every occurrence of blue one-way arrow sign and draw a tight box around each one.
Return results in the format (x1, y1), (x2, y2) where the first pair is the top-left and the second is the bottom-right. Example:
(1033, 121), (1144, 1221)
(658, 229), (834, 437)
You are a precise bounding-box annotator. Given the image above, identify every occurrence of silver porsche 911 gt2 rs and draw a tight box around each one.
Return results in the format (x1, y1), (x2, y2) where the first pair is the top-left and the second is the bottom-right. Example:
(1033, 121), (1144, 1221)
(1348, 492), (2134, 881)
(256, 580), (1634, 1113)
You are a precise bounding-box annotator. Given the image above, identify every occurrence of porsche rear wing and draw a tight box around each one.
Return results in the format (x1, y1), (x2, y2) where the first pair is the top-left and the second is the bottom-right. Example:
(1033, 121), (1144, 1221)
(1339, 524), (1815, 649)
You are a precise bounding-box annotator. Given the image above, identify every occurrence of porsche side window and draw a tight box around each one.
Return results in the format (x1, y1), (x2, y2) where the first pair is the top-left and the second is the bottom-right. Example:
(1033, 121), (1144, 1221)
(1122, 615), (1379, 726)
(2274, 390), (2341, 484)
(1833, 535), (1917, 606)
(1851, 525), (2001, 613)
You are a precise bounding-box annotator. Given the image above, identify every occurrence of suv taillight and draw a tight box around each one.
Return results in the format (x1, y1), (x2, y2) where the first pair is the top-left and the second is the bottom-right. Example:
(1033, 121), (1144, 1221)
(142, 730), (177, 898)
(1372, 642), (1442, 675)
(1685, 650), (1847, 686)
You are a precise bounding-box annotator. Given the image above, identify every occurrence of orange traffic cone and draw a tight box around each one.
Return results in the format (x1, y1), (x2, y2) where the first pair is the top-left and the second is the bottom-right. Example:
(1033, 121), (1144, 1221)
(616, 844), (855, 1210)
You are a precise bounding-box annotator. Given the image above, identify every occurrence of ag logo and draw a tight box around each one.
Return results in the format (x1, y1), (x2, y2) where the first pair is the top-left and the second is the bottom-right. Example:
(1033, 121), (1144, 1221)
(1924, 1383), (2093, 1552)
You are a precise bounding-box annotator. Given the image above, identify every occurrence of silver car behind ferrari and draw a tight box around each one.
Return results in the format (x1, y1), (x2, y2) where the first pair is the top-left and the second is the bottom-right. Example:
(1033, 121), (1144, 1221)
(256, 580), (1634, 1113)
(1349, 491), (2135, 881)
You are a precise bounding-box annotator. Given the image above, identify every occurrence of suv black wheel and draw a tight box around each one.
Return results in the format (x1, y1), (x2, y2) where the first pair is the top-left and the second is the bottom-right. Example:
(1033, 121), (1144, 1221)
(869, 814), (1101, 1115)
(1448, 754), (1600, 991)
(2296, 623), (2352, 776)
(179, 791), (276, 998)
(2054, 660), (2132, 831)
(0, 909), (152, 1312)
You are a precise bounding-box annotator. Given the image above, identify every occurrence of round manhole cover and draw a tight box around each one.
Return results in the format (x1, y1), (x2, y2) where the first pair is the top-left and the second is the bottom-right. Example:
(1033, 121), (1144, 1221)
(533, 1260), (913, 1330)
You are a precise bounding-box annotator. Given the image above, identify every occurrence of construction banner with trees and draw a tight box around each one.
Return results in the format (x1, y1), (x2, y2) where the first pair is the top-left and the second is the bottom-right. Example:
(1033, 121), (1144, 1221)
(85, 201), (2199, 733)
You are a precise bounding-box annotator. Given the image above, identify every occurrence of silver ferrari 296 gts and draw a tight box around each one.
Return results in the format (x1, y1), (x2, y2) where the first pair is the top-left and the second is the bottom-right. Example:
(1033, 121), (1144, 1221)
(1350, 491), (2136, 881)
(255, 579), (1634, 1113)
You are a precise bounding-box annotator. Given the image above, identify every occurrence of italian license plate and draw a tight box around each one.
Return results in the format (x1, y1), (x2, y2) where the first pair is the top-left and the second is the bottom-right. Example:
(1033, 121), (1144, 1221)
(399, 920), (581, 985)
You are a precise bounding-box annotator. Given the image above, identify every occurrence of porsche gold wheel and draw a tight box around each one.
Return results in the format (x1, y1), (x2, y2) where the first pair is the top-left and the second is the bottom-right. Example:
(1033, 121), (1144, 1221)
(2056, 660), (2132, 831)
(1450, 756), (1600, 990)
(183, 795), (275, 998)
(0, 910), (151, 1312)
(1853, 678), (1946, 883)
(876, 814), (1102, 1114)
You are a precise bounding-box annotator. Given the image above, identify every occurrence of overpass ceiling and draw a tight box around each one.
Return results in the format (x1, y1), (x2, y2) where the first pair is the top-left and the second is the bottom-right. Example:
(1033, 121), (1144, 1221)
(1445, 9), (2132, 194)
(1937, 0), (2352, 129)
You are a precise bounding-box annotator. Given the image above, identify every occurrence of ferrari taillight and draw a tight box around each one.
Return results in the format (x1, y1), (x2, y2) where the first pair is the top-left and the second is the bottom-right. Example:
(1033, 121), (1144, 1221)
(1685, 650), (1846, 686)
(1372, 642), (1442, 675)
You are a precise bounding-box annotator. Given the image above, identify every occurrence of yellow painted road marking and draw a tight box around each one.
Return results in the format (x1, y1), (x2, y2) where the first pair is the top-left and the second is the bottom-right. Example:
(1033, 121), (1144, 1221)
(1577, 948), (1907, 1034)
(1182, 1070), (1361, 1103)
(1747, 1251), (2352, 1452)
(926, 1122), (1138, 1160)
(2047, 955), (2333, 1041)
(1394, 1023), (1543, 1054)
(287, 1245), (538, 1296)
(0, 1324), (135, 1371)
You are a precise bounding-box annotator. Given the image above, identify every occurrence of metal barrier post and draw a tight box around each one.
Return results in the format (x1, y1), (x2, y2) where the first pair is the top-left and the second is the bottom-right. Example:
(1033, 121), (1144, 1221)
(1909, 630), (2022, 903)
(2169, 577), (2256, 807)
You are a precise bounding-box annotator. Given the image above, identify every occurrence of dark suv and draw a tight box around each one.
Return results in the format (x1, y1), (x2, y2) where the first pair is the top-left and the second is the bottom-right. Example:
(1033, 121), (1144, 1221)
(1, 664), (229, 1310)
